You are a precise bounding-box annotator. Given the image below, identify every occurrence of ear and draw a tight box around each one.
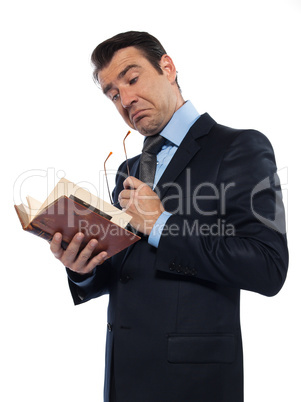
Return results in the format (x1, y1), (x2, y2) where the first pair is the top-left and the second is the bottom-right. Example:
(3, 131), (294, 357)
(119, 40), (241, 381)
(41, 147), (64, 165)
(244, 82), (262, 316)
(160, 54), (177, 84)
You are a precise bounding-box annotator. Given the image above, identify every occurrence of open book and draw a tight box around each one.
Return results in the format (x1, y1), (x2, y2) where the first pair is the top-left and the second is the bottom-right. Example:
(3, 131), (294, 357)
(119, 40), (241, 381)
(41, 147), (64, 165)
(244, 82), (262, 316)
(14, 178), (140, 258)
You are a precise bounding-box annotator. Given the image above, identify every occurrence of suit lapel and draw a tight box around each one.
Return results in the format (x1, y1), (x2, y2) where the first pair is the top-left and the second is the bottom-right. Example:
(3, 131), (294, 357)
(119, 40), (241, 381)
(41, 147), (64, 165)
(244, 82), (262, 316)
(155, 113), (216, 199)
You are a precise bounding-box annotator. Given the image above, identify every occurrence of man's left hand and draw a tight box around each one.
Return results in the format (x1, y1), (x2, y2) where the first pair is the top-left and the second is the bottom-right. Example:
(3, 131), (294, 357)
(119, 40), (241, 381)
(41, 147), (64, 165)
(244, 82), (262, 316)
(118, 176), (165, 235)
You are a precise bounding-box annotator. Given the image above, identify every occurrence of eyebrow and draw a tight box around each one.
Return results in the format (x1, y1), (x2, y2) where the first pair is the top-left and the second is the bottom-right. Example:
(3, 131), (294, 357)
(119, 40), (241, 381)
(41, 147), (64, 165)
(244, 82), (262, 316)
(103, 64), (141, 95)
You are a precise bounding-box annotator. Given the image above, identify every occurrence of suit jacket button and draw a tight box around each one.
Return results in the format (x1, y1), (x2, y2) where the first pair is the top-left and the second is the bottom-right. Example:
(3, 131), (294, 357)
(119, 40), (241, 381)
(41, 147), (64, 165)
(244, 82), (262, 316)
(107, 323), (112, 332)
(120, 275), (131, 283)
(177, 265), (183, 273)
(169, 262), (176, 271)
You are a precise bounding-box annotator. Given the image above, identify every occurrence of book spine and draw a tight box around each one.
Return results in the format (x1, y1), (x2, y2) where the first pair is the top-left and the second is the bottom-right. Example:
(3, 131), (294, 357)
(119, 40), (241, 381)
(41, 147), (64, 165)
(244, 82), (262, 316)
(26, 224), (53, 242)
(27, 224), (69, 249)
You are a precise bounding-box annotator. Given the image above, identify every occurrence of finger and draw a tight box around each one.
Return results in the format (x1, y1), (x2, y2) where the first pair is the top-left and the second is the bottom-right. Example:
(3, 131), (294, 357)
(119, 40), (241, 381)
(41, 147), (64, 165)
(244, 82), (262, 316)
(50, 232), (64, 259)
(118, 189), (131, 201)
(123, 176), (143, 189)
(118, 190), (132, 208)
(74, 239), (99, 271)
(81, 251), (109, 274)
(119, 198), (129, 209)
(62, 232), (85, 266)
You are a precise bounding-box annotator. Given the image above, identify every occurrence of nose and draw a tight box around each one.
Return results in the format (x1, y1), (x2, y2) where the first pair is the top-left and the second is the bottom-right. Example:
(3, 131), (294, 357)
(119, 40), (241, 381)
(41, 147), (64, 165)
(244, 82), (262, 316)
(120, 87), (137, 109)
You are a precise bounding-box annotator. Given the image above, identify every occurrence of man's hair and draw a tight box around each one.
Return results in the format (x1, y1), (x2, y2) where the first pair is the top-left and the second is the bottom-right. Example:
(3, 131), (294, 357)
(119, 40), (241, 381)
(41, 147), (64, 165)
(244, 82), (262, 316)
(91, 31), (177, 86)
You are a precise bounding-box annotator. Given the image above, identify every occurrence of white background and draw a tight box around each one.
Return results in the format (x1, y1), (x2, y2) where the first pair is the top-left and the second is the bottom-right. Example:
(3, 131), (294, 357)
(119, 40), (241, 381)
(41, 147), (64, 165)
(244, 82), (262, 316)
(1, 0), (300, 401)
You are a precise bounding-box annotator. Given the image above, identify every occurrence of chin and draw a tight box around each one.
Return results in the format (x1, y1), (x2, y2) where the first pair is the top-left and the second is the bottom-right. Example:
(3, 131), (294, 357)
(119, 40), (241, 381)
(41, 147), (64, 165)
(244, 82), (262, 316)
(138, 128), (159, 136)
(136, 121), (161, 136)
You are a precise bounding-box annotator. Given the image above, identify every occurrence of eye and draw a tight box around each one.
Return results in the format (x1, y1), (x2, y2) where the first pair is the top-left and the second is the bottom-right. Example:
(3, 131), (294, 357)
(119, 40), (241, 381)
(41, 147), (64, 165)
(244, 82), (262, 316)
(111, 93), (120, 102)
(129, 77), (138, 85)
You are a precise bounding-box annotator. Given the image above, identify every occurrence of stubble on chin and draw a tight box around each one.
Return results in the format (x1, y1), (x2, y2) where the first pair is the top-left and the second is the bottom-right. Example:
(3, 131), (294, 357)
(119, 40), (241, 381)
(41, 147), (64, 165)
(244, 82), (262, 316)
(135, 115), (165, 137)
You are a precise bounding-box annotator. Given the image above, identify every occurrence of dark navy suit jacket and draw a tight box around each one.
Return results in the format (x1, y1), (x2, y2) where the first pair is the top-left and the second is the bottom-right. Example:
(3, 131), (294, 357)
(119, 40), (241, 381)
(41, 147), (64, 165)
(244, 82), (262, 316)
(67, 113), (288, 402)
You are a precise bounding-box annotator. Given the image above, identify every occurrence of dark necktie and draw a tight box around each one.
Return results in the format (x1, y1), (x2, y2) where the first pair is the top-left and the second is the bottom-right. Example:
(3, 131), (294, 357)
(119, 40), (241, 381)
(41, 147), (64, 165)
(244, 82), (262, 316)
(139, 134), (165, 188)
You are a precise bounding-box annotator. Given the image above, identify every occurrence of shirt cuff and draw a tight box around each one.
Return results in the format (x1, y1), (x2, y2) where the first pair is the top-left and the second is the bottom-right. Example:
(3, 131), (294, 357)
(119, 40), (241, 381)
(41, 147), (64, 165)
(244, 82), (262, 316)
(148, 211), (172, 248)
(66, 267), (96, 286)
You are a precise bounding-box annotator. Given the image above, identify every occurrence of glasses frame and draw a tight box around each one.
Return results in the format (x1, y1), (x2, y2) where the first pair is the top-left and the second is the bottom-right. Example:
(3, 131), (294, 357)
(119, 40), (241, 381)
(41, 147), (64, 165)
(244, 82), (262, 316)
(104, 130), (131, 204)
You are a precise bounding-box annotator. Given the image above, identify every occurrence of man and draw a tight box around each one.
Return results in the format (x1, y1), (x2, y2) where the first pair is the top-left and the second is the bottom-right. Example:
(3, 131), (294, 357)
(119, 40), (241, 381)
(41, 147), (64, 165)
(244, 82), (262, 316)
(50, 31), (288, 401)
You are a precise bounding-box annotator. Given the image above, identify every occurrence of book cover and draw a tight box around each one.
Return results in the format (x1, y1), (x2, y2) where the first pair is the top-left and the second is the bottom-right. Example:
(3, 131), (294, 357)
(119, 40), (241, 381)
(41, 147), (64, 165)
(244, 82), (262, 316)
(14, 178), (140, 258)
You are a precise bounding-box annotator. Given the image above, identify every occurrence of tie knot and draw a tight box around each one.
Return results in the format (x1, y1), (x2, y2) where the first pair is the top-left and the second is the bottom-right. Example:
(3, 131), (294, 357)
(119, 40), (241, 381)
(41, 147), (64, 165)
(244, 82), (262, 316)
(142, 134), (165, 155)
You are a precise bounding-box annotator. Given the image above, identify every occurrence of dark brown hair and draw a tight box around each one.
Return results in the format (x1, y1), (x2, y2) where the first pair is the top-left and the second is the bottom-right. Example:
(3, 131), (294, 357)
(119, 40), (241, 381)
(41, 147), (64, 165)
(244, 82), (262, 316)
(91, 31), (167, 84)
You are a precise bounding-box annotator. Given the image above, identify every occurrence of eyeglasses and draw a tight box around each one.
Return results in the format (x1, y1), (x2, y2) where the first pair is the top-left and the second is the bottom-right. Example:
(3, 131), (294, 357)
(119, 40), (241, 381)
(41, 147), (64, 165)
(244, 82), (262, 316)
(104, 130), (131, 204)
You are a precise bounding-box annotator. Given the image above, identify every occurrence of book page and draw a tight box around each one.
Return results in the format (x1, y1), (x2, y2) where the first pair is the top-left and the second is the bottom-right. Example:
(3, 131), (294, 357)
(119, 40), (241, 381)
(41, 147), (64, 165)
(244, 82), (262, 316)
(27, 196), (43, 221)
(14, 203), (31, 228)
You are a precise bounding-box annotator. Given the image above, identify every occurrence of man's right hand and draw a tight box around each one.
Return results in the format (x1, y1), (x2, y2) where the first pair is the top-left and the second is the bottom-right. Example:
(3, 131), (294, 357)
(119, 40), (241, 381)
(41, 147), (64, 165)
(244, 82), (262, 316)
(50, 232), (108, 275)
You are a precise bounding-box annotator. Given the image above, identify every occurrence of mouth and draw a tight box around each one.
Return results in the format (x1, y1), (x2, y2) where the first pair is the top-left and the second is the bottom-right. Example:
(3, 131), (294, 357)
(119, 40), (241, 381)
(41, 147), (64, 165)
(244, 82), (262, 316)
(131, 109), (147, 123)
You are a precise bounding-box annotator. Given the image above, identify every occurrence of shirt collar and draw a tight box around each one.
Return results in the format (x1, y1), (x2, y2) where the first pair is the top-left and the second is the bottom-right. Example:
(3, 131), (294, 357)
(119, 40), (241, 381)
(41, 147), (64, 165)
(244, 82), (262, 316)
(160, 100), (200, 147)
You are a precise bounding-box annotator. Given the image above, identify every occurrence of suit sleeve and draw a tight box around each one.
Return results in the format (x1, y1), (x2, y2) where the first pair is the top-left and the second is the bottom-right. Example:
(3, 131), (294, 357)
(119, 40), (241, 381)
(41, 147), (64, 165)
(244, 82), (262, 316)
(155, 130), (288, 296)
(67, 259), (112, 305)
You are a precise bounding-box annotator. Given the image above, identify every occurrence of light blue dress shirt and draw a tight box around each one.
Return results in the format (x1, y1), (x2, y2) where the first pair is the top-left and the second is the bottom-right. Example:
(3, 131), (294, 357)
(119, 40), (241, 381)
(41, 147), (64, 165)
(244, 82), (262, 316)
(148, 101), (200, 248)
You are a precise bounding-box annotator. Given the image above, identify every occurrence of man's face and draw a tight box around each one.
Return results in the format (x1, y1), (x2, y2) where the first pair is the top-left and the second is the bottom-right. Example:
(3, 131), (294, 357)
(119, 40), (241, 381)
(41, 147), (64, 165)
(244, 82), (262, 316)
(98, 47), (182, 136)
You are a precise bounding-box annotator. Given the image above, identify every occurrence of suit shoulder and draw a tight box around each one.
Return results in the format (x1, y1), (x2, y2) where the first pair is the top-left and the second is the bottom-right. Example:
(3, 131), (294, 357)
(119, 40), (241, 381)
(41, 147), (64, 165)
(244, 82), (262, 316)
(212, 121), (273, 151)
